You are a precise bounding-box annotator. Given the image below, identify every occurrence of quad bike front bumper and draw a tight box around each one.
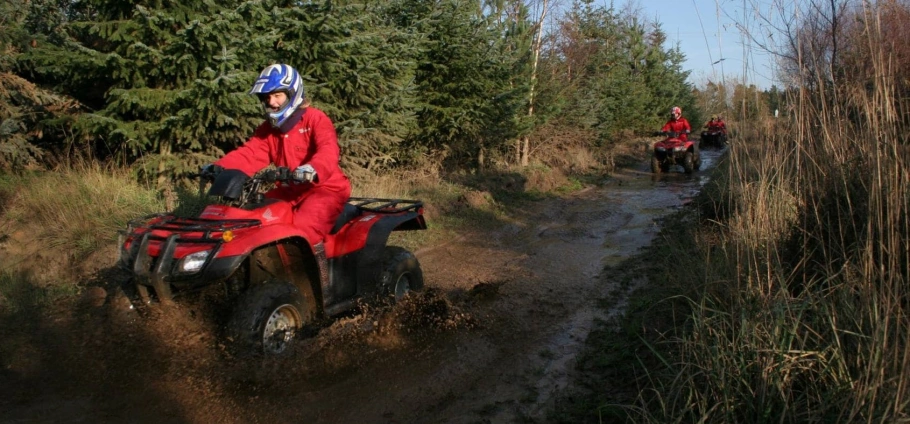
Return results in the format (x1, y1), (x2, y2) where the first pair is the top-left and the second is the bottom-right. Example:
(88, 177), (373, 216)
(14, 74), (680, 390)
(653, 148), (687, 163)
(121, 231), (244, 303)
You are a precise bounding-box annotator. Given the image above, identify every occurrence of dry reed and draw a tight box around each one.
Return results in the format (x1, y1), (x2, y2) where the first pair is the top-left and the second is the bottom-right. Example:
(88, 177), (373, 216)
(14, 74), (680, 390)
(629, 2), (910, 422)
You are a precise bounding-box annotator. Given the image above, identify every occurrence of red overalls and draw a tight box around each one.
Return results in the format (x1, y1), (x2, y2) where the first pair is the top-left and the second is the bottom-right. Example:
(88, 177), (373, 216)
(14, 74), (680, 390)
(661, 117), (692, 141)
(215, 107), (352, 244)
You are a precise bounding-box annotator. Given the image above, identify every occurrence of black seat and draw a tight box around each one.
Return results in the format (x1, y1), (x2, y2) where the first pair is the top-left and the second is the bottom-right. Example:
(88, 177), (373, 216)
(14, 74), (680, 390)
(329, 202), (361, 234)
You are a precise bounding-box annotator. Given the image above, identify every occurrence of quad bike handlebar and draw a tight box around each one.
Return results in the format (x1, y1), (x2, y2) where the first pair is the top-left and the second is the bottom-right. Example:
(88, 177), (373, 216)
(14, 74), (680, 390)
(192, 166), (307, 183)
(189, 166), (309, 207)
(659, 130), (689, 139)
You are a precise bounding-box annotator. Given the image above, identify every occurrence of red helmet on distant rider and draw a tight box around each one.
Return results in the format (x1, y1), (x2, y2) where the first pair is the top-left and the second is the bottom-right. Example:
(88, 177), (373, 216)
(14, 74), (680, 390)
(671, 106), (682, 120)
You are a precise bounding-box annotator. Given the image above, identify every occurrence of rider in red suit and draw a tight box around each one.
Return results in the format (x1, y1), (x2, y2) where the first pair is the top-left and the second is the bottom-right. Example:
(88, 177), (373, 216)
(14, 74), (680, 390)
(211, 64), (352, 245)
(704, 114), (727, 134)
(661, 106), (692, 141)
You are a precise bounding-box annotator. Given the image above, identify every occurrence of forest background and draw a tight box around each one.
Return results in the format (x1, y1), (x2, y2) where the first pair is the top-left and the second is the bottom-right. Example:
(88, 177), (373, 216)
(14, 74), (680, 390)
(0, 0), (776, 182)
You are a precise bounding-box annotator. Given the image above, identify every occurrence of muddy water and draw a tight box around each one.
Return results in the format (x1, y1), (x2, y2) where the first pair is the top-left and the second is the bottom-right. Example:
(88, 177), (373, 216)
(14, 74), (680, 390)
(387, 146), (726, 423)
(519, 147), (723, 420)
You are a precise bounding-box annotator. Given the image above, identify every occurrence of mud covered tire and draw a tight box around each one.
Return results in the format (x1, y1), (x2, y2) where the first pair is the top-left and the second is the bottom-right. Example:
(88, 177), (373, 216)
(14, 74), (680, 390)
(378, 246), (424, 301)
(683, 151), (695, 174)
(227, 280), (306, 355)
(650, 156), (661, 174)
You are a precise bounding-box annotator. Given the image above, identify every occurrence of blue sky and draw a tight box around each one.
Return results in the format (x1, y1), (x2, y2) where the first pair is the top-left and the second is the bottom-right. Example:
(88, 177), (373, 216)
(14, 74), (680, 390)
(636, 0), (779, 89)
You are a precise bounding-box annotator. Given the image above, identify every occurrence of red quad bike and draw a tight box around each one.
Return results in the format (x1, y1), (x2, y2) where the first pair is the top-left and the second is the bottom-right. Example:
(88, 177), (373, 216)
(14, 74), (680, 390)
(117, 167), (427, 354)
(651, 131), (702, 174)
(700, 128), (727, 148)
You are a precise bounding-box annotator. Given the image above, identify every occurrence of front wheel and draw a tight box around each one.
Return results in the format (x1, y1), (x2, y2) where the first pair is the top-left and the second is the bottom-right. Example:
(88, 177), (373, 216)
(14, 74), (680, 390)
(683, 151), (695, 174)
(227, 280), (307, 355)
(377, 246), (424, 301)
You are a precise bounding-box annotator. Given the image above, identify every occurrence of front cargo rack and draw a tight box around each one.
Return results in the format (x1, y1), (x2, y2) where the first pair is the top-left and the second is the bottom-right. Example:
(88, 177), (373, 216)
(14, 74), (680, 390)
(126, 214), (261, 243)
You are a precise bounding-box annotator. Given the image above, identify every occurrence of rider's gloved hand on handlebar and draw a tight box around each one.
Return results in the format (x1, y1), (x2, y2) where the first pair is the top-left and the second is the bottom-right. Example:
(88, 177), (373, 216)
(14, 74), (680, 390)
(293, 164), (317, 183)
(200, 163), (223, 176)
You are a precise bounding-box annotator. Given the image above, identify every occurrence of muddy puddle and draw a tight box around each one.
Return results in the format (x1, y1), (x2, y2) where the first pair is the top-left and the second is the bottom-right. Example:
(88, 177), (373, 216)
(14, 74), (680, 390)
(491, 146), (725, 421)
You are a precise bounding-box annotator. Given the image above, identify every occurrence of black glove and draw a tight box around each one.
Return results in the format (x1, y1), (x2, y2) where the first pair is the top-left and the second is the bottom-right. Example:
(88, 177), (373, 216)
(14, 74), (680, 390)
(200, 163), (223, 177)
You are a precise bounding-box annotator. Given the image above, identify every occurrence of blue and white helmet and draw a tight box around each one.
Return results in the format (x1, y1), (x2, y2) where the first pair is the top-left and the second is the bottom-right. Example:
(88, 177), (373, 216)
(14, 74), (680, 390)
(249, 64), (306, 128)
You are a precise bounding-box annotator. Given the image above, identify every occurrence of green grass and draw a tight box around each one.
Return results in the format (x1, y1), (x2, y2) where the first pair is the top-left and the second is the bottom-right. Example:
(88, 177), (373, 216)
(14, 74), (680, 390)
(2, 165), (166, 259)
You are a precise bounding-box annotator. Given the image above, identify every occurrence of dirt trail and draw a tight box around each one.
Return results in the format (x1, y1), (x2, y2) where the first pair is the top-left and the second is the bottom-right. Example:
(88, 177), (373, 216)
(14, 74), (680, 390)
(0, 148), (722, 424)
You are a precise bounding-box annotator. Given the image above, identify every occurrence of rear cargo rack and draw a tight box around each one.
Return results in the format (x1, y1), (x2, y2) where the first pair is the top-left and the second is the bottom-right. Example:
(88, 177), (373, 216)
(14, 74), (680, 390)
(348, 197), (423, 214)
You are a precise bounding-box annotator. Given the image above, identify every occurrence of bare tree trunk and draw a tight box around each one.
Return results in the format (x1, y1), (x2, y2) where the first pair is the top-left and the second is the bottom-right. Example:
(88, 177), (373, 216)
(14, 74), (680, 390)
(520, 0), (549, 167)
(157, 140), (174, 209)
(157, 140), (171, 190)
(515, 138), (522, 164)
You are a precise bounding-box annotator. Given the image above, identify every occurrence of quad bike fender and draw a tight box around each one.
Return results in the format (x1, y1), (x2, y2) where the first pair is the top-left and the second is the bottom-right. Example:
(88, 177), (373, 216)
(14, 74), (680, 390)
(353, 212), (425, 295)
(128, 226), (318, 301)
(244, 238), (322, 321)
(312, 210), (425, 309)
(219, 231), (324, 318)
(327, 211), (425, 257)
(216, 224), (312, 257)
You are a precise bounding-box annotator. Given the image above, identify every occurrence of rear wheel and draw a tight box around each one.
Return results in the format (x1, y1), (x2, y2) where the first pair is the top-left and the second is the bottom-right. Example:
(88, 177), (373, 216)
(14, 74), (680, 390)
(227, 280), (307, 355)
(377, 246), (424, 301)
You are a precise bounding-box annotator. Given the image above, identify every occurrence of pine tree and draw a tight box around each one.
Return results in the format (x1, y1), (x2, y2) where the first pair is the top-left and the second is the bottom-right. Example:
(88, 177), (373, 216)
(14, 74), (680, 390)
(20, 0), (261, 185)
(0, 0), (78, 170)
(254, 0), (421, 171)
(535, 1), (695, 143)
(19, 0), (426, 178)
(397, 0), (532, 168)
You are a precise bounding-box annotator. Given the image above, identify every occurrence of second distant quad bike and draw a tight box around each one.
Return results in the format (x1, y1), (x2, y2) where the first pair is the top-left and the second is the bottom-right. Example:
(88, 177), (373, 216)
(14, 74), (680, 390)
(700, 129), (727, 148)
(651, 131), (701, 174)
(118, 167), (427, 355)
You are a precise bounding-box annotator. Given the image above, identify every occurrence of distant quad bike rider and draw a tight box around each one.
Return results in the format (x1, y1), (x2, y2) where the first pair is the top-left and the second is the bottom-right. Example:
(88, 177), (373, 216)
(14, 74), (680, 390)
(661, 106), (692, 140)
(701, 114), (728, 147)
(202, 64), (352, 245)
(704, 114), (727, 135)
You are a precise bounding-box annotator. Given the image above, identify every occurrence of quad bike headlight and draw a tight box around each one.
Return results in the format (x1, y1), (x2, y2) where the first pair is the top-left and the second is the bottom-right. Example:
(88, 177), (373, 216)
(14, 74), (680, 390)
(178, 250), (211, 273)
(673, 146), (686, 152)
(656, 147), (666, 152)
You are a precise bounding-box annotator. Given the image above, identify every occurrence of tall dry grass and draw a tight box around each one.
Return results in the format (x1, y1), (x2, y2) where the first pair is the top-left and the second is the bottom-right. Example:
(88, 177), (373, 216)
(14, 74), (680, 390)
(1, 164), (165, 261)
(630, 3), (910, 422)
